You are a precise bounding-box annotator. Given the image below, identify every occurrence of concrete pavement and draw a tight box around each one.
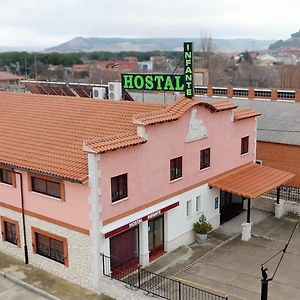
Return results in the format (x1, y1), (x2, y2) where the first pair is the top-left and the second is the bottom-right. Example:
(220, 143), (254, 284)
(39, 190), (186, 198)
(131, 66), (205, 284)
(0, 275), (47, 300)
(173, 215), (300, 300)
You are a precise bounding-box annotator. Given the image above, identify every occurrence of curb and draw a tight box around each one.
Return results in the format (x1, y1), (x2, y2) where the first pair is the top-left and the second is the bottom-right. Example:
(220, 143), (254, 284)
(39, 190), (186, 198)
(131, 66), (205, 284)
(0, 270), (60, 300)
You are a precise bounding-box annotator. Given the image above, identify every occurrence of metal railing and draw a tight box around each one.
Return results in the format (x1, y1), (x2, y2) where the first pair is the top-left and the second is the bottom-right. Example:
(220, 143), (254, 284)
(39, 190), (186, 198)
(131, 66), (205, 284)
(102, 254), (228, 300)
(264, 186), (300, 203)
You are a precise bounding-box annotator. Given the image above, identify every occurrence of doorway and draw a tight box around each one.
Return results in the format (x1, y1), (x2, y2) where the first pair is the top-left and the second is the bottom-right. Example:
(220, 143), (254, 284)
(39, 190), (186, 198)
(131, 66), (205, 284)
(110, 226), (139, 276)
(148, 215), (164, 258)
(220, 191), (244, 224)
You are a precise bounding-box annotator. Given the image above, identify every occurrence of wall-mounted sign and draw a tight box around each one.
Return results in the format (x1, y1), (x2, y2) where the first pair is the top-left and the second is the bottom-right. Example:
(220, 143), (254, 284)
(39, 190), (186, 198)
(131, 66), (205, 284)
(104, 202), (179, 238)
(121, 42), (194, 98)
(122, 74), (184, 92)
(184, 42), (194, 98)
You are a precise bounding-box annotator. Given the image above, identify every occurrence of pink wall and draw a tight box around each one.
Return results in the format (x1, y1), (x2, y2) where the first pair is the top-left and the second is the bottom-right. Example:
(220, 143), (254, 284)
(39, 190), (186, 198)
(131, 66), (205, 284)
(0, 171), (91, 230)
(99, 106), (256, 221)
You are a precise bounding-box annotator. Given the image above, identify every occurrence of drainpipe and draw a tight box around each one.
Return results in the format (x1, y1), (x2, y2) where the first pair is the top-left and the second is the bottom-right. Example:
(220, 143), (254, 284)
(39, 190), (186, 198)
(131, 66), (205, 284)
(13, 170), (29, 264)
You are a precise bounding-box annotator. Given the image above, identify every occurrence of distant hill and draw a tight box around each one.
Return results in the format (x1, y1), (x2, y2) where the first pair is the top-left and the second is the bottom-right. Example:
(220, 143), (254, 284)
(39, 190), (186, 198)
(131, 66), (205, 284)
(269, 30), (300, 50)
(45, 37), (275, 53)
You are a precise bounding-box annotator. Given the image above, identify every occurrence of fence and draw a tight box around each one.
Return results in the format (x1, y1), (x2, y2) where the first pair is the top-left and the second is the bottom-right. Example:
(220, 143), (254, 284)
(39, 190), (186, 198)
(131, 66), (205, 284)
(264, 186), (300, 203)
(102, 254), (228, 300)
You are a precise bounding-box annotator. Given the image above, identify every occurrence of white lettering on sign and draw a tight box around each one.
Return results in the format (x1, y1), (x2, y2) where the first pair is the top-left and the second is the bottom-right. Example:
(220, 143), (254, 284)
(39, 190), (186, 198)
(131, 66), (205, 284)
(148, 210), (161, 220)
(129, 218), (143, 228)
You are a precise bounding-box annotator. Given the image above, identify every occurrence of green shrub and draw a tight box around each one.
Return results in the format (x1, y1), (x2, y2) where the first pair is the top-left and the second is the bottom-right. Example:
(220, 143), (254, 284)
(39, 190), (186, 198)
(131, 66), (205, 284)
(193, 214), (213, 234)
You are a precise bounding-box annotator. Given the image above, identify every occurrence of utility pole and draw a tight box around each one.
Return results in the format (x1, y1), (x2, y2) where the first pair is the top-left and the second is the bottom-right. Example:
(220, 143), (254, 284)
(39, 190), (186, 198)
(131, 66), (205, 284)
(34, 53), (37, 79)
(260, 222), (298, 300)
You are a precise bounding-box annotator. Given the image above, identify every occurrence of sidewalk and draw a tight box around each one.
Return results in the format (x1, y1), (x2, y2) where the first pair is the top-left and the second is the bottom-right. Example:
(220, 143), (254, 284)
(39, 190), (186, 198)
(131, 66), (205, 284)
(0, 251), (113, 300)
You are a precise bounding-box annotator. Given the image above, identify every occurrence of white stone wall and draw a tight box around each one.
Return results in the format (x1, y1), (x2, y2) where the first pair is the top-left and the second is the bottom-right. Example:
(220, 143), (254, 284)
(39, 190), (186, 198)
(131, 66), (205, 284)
(0, 206), (93, 290)
(0, 207), (24, 261)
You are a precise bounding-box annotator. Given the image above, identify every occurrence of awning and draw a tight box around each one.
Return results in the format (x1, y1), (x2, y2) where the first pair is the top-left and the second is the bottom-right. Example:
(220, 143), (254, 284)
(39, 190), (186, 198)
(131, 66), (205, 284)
(208, 163), (294, 199)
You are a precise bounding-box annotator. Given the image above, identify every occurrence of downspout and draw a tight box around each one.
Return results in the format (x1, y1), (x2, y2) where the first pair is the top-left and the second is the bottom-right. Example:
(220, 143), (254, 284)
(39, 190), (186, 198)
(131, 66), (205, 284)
(13, 170), (29, 264)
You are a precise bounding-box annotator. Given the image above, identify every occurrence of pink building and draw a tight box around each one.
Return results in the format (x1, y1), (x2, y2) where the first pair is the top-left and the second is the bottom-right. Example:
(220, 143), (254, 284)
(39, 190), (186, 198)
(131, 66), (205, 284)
(0, 92), (292, 295)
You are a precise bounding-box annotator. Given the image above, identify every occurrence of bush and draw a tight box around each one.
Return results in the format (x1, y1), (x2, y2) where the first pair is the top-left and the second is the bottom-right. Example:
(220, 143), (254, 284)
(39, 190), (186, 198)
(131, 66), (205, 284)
(193, 214), (213, 234)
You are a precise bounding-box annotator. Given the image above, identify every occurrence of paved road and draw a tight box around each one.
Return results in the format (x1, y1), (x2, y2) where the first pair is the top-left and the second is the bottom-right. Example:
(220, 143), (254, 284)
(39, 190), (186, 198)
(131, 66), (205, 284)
(0, 275), (47, 300)
(174, 215), (300, 300)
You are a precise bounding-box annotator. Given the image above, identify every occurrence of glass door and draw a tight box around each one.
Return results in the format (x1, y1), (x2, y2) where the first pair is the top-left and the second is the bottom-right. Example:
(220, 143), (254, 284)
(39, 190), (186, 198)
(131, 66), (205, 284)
(148, 215), (164, 257)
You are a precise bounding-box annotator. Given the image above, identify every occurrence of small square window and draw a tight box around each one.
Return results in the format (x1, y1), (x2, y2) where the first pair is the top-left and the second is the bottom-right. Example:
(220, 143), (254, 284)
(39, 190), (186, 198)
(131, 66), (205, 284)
(0, 169), (12, 185)
(111, 173), (128, 202)
(170, 156), (182, 181)
(196, 196), (201, 213)
(186, 200), (192, 216)
(200, 148), (210, 170)
(241, 136), (249, 155)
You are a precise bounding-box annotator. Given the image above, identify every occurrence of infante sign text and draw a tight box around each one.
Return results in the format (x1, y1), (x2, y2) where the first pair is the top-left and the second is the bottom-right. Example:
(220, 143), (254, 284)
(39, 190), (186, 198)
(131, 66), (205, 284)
(121, 42), (194, 98)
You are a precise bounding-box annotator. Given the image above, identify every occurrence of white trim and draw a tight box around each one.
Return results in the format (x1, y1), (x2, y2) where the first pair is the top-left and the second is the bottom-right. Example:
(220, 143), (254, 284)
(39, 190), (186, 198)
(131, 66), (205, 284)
(88, 153), (102, 294)
(232, 97), (249, 100)
(277, 89), (296, 93)
(254, 88), (271, 91)
(253, 98), (271, 101)
(233, 88), (249, 91)
(212, 96), (228, 99)
(212, 87), (228, 90)
(277, 99), (295, 103)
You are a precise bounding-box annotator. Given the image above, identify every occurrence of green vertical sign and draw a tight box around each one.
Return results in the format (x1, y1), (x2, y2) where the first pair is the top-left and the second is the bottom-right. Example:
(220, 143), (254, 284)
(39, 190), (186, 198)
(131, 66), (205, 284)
(184, 42), (194, 98)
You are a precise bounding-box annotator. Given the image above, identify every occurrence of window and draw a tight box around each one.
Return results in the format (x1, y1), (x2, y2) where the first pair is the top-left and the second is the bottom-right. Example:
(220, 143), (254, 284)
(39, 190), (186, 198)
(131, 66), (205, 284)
(196, 196), (201, 213)
(194, 87), (208, 95)
(0, 169), (13, 185)
(170, 156), (182, 181)
(32, 227), (68, 266)
(111, 173), (128, 202)
(233, 89), (249, 97)
(186, 200), (192, 217)
(277, 91), (295, 100)
(1, 217), (20, 247)
(213, 88), (227, 96)
(30, 175), (62, 199)
(254, 90), (271, 98)
(200, 148), (210, 170)
(241, 136), (249, 155)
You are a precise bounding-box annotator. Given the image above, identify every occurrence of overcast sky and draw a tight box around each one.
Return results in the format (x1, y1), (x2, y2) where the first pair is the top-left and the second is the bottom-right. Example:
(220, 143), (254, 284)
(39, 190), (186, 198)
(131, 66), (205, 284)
(0, 0), (299, 49)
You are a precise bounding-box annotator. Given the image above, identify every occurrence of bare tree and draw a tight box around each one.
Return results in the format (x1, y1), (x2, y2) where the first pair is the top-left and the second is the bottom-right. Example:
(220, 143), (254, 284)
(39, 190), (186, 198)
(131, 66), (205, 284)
(280, 66), (300, 88)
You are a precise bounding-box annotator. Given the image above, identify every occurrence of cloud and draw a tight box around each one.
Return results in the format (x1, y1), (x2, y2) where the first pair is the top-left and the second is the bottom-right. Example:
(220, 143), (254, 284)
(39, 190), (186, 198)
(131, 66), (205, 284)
(0, 0), (299, 47)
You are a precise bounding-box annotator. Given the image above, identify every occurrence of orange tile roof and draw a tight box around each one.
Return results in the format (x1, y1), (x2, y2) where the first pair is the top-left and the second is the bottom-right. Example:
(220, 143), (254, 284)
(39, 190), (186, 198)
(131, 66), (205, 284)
(234, 109), (261, 121)
(0, 71), (22, 81)
(133, 97), (237, 125)
(83, 132), (147, 153)
(208, 163), (294, 199)
(0, 93), (238, 183)
(0, 92), (165, 182)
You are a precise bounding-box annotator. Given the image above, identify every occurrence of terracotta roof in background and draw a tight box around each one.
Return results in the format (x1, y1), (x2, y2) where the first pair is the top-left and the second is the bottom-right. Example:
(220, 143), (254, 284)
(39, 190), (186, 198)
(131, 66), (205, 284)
(133, 97), (237, 125)
(208, 163), (294, 199)
(0, 92), (165, 182)
(234, 109), (261, 121)
(0, 71), (22, 81)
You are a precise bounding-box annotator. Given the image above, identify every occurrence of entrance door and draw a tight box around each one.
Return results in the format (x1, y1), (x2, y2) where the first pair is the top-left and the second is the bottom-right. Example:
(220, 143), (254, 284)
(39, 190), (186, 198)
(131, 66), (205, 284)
(110, 226), (139, 276)
(220, 191), (244, 223)
(148, 215), (164, 258)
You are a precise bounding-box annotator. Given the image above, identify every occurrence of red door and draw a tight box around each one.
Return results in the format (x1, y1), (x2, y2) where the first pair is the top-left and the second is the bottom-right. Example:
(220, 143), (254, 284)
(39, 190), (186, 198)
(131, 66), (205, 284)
(110, 226), (139, 277)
